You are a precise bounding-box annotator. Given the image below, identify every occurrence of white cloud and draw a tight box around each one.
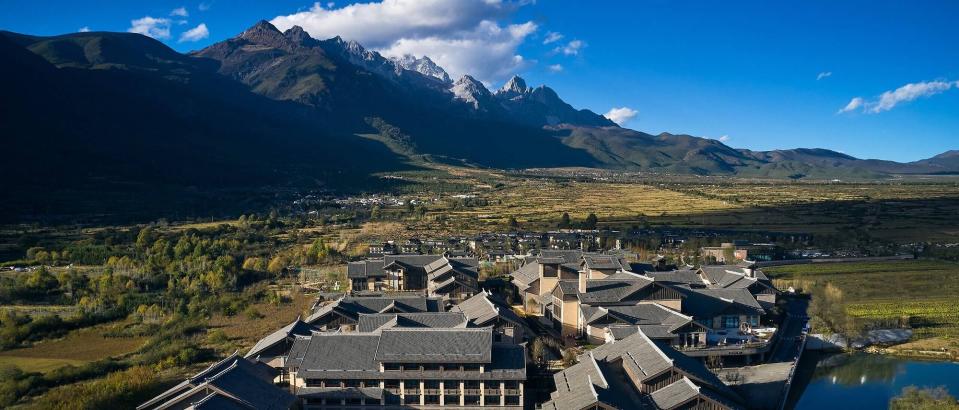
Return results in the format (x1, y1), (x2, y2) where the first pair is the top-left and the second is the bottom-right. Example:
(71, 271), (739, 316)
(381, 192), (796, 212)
(837, 97), (863, 114)
(603, 107), (638, 126)
(543, 31), (563, 44)
(171, 7), (189, 17)
(179, 23), (209, 42)
(718, 135), (730, 142)
(869, 80), (958, 113)
(198, 1), (211, 11)
(128, 16), (171, 40)
(556, 39), (584, 56)
(381, 21), (536, 83)
(817, 71), (832, 81)
(547, 64), (563, 73)
(270, 0), (534, 83)
(78, 26), (91, 32)
(838, 80), (959, 114)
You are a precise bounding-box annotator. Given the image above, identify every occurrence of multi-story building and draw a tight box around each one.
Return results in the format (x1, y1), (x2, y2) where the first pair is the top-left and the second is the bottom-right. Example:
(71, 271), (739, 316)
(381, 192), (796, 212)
(286, 327), (526, 409)
(450, 290), (529, 344)
(541, 331), (744, 409)
(347, 255), (479, 301)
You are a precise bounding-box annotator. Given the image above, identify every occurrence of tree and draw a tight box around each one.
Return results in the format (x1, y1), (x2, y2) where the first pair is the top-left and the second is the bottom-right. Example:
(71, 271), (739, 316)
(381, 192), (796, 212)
(530, 338), (547, 365)
(267, 255), (287, 275)
(507, 216), (519, 230)
(584, 213), (598, 229)
(370, 205), (381, 220)
(558, 212), (571, 229)
(890, 386), (959, 410)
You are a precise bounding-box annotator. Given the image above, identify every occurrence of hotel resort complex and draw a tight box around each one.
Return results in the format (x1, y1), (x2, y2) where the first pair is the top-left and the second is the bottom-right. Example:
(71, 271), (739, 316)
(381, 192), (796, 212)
(141, 247), (795, 410)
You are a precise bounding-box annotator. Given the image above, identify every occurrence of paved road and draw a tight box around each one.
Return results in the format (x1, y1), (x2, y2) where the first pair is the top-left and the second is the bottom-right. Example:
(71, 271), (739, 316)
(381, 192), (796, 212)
(770, 297), (809, 363)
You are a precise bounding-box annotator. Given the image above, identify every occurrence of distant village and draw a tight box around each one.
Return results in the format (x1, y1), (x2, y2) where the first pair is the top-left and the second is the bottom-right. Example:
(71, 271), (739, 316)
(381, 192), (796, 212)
(139, 231), (815, 409)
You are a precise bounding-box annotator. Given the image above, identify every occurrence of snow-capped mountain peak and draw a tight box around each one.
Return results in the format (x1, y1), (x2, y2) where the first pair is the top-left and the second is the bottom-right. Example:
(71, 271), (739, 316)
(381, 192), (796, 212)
(391, 54), (452, 84)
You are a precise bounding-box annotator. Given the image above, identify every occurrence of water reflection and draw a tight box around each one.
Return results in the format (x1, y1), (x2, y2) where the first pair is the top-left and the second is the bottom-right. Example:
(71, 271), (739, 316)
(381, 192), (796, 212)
(789, 353), (959, 410)
(812, 353), (903, 386)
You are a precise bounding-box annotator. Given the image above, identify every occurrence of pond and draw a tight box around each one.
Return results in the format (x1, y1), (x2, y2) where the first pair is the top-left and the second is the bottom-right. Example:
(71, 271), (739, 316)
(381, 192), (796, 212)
(788, 352), (959, 409)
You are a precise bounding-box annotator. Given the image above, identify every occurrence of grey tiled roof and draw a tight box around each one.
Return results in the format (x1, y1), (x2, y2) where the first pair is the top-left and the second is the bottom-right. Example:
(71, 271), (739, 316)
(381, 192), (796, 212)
(206, 361), (297, 410)
(675, 287), (765, 319)
(140, 356), (293, 410)
(543, 351), (652, 410)
(578, 277), (657, 305)
(375, 328), (492, 363)
(450, 290), (527, 332)
(245, 317), (316, 358)
(287, 329), (524, 380)
(288, 333), (382, 372)
(138, 353), (277, 410)
(647, 269), (706, 286)
(555, 280), (579, 296)
(347, 260), (386, 279)
(509, 262), (541, 289)
(649, 377), (700, 409)
(356, 312), (467, 332)
(185, 393), (252, 410)
(537, 249), (584, 264)
(305, 295), (444, 324)
(582, 255), (626, 270)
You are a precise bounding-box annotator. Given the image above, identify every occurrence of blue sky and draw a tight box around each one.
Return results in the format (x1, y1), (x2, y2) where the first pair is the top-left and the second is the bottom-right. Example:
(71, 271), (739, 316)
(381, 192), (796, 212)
(2, 0), (957, 161)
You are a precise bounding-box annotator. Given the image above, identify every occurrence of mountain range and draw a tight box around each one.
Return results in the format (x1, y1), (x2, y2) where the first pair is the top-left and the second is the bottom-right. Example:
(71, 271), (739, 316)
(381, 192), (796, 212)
(1, 21), (956, 219)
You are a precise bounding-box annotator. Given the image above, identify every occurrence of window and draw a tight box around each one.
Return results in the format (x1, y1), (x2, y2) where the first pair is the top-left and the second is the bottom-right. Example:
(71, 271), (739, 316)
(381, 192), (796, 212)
(306, 379), (322, 387)
(424, 380), (440, 389)
(749, 315), (759, 326)
(485, 395), (500, 405)
(384, 363), (401, 371)
(325, 379), (342, 388)
(723, 315), (739, 329)
(385, 380), (400, 389)
(344, 379), (361, 387)
(423, 363), (440, 371)
(703, 318), (713, 328)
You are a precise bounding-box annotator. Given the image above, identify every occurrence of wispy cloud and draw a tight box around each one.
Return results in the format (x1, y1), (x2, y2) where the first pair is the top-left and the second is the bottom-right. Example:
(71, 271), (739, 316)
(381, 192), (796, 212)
(271, 0), (536, 84)
(543, 31), (563, 44)
(179, 23), (209, 42)
(198, 1), (212, 11)
(838, 79), (959, 114)
(128, 16), (171, 39)
(718, 135), (730, 142)
(547, 64), (563, 73)
(604, 107), (638, 125)
(555, 39), (584, 56)
(78, 26), (91, 32)
(816, 71), (832, 81)
(837, 97), (864, 114)
(170, 7), (189, 17)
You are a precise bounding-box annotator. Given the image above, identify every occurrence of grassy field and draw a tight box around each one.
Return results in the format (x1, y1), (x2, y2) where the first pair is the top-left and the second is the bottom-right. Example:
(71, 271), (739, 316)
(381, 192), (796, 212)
(354, 168), (959, 242)
(207, 288), (315, 351)
(765, 260), (959, 354)
(0, 324), (147, 373)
